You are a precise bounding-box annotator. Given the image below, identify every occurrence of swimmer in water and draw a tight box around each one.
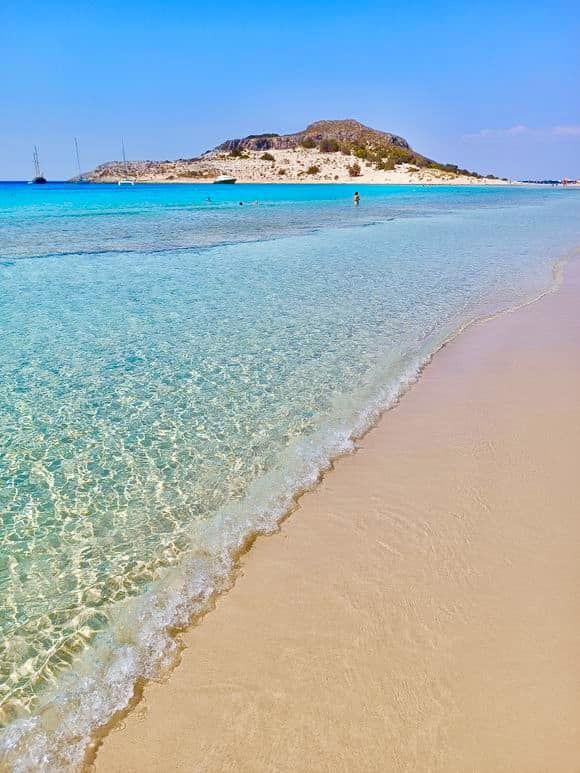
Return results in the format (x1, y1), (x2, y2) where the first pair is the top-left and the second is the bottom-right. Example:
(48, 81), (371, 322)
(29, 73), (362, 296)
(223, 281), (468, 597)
(353, 191), (360, 205)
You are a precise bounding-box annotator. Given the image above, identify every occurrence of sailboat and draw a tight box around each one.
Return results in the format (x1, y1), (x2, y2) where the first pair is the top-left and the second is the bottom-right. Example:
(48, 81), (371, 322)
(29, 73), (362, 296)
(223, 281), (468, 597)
(73, 137), (88, 183)
(117, 139), (135, 186)
(30, 146), (47, 184)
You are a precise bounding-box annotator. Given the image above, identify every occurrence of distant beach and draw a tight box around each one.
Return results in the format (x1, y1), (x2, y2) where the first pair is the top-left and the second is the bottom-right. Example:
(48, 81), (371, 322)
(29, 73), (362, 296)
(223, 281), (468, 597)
(82, 145), (514, 185)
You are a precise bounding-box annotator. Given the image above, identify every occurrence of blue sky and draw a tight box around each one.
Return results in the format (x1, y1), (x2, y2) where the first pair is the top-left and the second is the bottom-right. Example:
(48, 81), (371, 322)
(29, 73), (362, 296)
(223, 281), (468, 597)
(1, 0), (578, 179)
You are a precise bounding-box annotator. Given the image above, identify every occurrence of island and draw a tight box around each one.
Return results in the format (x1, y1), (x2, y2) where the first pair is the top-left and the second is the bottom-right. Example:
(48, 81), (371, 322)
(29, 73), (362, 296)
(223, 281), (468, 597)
(76, 119), (508, 185)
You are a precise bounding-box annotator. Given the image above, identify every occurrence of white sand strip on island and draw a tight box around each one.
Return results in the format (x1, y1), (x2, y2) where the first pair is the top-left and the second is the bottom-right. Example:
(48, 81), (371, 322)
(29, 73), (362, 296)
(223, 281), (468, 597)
(89, 148), (512, 184)
(93, 258), (580, 772)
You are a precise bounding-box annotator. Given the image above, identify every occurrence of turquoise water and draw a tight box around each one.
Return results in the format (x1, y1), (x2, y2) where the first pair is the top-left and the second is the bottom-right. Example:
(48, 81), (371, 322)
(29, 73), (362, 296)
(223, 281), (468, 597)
(1, 182), (579, 769)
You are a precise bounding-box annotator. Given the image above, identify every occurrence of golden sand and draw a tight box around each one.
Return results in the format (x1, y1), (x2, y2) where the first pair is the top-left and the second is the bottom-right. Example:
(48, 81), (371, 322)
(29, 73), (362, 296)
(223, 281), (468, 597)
(93, 260), (580, 772)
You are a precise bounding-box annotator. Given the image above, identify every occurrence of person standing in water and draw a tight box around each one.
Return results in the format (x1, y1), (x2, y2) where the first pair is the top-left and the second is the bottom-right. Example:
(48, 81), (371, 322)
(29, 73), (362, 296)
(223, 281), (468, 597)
(353, 191), (360, 205)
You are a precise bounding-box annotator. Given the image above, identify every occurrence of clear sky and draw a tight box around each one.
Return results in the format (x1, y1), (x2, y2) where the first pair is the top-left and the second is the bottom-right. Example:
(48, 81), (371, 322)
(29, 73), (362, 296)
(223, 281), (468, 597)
(1, 0), (578, 180)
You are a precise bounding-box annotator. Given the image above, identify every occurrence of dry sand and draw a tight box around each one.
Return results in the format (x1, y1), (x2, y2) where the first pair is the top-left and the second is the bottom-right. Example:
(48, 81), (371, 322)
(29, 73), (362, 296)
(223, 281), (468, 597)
(198, 149), (509, 184)
(93, 259), (580, 772)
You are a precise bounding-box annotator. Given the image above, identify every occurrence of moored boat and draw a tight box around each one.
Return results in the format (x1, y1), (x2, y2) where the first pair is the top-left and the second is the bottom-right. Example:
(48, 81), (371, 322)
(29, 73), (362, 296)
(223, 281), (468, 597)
(72, 137), (89, 183)
(117, 139), (136, 186)
(213, 175), (236, 184)
(30, 146), (47, 184)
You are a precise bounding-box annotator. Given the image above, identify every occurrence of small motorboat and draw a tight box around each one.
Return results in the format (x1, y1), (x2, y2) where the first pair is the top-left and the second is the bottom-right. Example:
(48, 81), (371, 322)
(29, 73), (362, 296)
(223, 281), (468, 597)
(213, 175), (236, 184)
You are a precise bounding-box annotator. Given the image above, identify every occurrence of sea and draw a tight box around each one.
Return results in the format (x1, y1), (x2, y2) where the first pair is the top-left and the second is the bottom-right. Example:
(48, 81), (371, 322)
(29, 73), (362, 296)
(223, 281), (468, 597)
(1, 182), (579, 770)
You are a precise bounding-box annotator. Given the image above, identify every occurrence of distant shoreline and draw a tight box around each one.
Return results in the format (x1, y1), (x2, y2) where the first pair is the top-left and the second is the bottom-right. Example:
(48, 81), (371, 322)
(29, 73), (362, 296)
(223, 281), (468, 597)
(2, 179), (531, 186)
(80, 178), (517, 186)
(10, 178), (576, 188)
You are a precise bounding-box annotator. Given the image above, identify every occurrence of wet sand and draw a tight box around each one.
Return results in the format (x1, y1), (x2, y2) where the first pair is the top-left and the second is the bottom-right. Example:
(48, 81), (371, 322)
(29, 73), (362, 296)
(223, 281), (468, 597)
(94, 259), (580, 772)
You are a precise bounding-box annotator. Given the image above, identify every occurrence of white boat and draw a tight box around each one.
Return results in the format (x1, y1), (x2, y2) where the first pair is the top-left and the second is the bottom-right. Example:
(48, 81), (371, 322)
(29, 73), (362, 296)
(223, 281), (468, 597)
(213, 175), (236, 184)
(117, 139), (135, 186)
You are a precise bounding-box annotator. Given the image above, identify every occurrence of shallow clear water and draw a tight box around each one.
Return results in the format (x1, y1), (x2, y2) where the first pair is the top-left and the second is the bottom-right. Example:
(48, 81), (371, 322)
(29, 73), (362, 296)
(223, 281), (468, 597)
(1, 182), (579, 769)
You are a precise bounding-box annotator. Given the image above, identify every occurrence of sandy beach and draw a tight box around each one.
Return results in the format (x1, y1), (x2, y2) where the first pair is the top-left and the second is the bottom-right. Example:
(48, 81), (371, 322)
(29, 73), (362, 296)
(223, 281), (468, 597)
(90, 254), (580, 772)
(88, 147), (512, 185)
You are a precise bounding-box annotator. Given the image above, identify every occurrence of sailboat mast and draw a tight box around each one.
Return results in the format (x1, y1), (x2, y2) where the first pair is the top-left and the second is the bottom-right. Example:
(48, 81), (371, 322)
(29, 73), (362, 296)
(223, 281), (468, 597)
(121, 138), (128, 175)
(116, 138), (135, 185)
(74, 137), (82, 178)
(33, 146), (41, 178)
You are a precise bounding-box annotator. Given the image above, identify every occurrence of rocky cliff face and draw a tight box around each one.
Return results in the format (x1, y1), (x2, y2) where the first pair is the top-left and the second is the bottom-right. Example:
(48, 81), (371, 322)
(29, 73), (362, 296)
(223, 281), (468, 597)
(214, 119), (411, 153)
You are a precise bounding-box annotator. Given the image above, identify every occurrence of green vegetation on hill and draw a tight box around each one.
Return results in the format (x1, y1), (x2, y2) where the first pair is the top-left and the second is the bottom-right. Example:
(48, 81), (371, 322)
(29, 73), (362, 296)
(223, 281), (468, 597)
(300, 137), (317, 149)
(319, 139), (340, 153)
(336, 141), (482, 178)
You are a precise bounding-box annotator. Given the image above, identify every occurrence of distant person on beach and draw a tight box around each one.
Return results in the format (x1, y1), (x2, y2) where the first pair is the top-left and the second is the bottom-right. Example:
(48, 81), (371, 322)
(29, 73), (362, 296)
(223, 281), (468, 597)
(353, 191), (360, 205)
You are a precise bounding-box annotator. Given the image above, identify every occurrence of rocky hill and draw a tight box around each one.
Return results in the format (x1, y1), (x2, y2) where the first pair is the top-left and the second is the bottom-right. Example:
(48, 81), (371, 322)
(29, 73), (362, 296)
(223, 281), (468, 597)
(215, 119), (411, 153)
(79, 119), (505, 184)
